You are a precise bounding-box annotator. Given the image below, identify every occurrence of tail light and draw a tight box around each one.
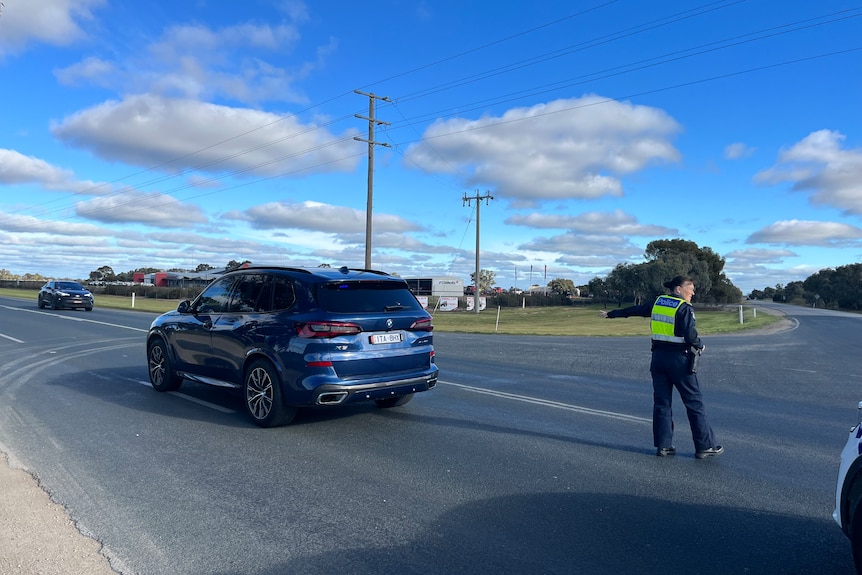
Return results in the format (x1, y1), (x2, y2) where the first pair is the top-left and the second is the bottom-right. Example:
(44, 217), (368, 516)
(296, 322), (362, 338)
(410, 317), (434, 332)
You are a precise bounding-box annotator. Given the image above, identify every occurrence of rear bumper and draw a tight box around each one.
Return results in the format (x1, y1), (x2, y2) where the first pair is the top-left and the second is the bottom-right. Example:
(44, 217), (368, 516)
(312, 369), (438, 406)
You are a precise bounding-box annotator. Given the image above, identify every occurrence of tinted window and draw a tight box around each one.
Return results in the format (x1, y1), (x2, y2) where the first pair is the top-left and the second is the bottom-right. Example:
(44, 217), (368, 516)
(223, 274), (297, 313)
(317, 281), (423, 313)
(261, 276), (296, 312)
(196, 276), (237, 313)
(57, 281), (84, 290)
(228, 274), (267, 313)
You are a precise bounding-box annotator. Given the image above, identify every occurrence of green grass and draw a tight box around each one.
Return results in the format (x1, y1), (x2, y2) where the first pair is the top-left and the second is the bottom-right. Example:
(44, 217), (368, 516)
(0, 287), (182, 315)
(427, 304), (781, 336)
(1, 287), (781, 336)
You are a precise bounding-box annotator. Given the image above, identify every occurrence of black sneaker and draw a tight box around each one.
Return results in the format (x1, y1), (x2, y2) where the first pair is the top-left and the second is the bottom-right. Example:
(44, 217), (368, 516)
(656, 447), (676, 457)
(695, 446), (724, 459)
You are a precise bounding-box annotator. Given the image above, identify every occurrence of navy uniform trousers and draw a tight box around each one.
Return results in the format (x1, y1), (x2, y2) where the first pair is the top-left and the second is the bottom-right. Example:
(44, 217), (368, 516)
(649, 347), (716, 451)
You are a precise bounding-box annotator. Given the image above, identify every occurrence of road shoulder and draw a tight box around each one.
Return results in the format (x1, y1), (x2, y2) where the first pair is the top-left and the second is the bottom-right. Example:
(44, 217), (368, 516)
(0, 450), (117, 575)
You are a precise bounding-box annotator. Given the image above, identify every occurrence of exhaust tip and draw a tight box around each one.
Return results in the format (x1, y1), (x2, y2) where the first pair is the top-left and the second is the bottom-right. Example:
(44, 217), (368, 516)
(317, 391), (348, 405)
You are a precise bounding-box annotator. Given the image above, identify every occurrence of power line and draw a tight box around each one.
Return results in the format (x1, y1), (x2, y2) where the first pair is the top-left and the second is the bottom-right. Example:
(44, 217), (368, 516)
(10, 4), (860, 227)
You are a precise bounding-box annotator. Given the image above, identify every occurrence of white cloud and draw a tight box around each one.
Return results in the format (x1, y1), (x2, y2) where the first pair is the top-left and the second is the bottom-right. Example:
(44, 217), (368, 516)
(404, 95), (681, 203)
(51, 94), (360, 176)
(755, 130), (862, 215)
(724, 142), (755, 159)
(724, 247), (798, 265)
(0, 148), (106, 194)
(368, 233), (460, 255)
(519, 232), (644, 259)
(235, 201), (424, 234)
(506, 209), (677, 236)
(75, 191), (208, 227)
(50, 7), (323, 105)
(143, 22), (307, 103)
(54, 57), (117, 88)
(746, 219), (862, 246)
(0, 211), (110, 236)
(0, 0), (104, 56)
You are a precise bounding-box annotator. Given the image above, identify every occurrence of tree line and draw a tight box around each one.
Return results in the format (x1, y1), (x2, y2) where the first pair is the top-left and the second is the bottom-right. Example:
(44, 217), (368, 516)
(750, 263), (862, 311)
(586, 239), (743, 307)
(10, 244), (859, 311)
(87, 261), (248, 283)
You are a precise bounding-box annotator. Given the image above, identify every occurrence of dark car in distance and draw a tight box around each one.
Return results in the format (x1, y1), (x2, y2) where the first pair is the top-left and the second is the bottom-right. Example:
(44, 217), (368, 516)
(146, 266), (438, 427)
(38, 280), (95, 311)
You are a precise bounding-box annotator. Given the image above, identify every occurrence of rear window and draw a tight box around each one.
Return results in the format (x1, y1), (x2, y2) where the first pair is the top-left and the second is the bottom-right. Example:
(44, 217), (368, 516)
(317, 281), (424, 313)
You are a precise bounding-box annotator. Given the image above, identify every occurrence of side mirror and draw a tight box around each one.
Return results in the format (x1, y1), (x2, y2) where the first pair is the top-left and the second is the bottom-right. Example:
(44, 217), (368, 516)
(177, 300), (192, 313)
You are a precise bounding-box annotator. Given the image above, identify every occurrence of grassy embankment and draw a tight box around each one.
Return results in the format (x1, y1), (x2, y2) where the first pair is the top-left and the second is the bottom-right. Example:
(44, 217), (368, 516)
(0, 287), (781, 336)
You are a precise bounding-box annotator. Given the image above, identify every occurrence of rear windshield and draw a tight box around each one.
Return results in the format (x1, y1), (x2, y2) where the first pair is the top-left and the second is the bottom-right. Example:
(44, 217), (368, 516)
(317, 281), (424, 313)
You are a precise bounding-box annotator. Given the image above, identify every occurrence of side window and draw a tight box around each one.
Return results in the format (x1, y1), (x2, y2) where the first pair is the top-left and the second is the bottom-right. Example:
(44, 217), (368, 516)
(227, 274), (267, 313)
(256, 275), (297, 312)
(195, 276), (237, 314)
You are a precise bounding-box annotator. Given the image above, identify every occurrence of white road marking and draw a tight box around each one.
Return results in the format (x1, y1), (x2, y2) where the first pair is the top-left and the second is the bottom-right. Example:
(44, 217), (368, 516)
(439, 380), (651, 424)
(1, 305), (147, 332)
(0, 333), (24, 343)
(136, 379), (236, 414)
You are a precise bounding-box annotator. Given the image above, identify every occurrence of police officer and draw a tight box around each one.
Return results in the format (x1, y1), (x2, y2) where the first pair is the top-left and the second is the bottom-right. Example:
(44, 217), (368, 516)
(600, 275), (723, 459)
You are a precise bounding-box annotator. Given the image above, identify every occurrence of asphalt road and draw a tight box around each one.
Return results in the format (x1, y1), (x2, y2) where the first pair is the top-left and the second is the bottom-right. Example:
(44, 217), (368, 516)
(0, 297), (859, 574)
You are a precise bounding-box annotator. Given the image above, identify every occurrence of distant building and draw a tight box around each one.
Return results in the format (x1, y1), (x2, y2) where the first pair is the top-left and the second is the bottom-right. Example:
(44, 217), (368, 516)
(405, 277), (464, 298)
(528, 284), (551, 296)
(134, 270), (221, 288)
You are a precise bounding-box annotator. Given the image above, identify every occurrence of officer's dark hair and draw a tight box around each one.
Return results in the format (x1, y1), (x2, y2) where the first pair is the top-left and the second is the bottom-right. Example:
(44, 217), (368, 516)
(663, 275), (694, 290)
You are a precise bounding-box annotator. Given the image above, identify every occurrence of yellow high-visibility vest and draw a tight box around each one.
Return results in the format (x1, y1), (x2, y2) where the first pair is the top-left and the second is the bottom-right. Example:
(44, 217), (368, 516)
(651, 295), (687, 344)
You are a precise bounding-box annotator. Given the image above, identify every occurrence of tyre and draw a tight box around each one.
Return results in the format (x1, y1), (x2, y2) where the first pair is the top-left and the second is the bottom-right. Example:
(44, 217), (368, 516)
(37, 297), (45, 309)
(852, 499), (862, 575)
(244, 359), (296, 427)
(375, 394), (413, 408)
(147, 338), (183, 392)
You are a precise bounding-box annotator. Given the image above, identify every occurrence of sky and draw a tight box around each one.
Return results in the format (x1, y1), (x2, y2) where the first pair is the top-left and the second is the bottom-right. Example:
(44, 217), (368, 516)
(0, 0), (860, 296)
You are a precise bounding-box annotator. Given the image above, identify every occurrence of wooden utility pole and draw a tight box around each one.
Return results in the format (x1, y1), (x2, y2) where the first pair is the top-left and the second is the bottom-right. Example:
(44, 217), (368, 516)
(463, 190), (493, 314)
(354, 90), (391, 270)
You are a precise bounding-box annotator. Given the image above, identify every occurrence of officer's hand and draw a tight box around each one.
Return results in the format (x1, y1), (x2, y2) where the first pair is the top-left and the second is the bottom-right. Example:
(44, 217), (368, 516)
(599, 310), (609, 318)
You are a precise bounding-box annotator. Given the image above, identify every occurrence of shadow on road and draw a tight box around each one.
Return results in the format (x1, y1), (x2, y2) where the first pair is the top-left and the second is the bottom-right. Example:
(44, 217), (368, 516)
(208, 491), (851, 575)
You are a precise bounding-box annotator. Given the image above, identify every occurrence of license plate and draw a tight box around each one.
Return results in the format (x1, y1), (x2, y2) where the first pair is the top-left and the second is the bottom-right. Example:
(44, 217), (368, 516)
(370, 333), (402, 345)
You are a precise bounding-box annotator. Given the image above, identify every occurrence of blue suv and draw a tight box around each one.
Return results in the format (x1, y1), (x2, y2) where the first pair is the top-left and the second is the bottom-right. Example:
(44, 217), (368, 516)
(146, 266), (438, 427)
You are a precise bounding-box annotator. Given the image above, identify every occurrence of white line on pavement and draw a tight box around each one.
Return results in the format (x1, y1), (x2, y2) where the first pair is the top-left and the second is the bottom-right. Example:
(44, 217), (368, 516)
(439, 380), (650, 424)
(136, 379), (236, 414)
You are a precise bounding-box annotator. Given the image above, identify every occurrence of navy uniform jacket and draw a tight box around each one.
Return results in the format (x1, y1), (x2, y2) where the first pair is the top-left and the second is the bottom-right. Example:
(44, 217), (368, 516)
(606, 298), (703, 351)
